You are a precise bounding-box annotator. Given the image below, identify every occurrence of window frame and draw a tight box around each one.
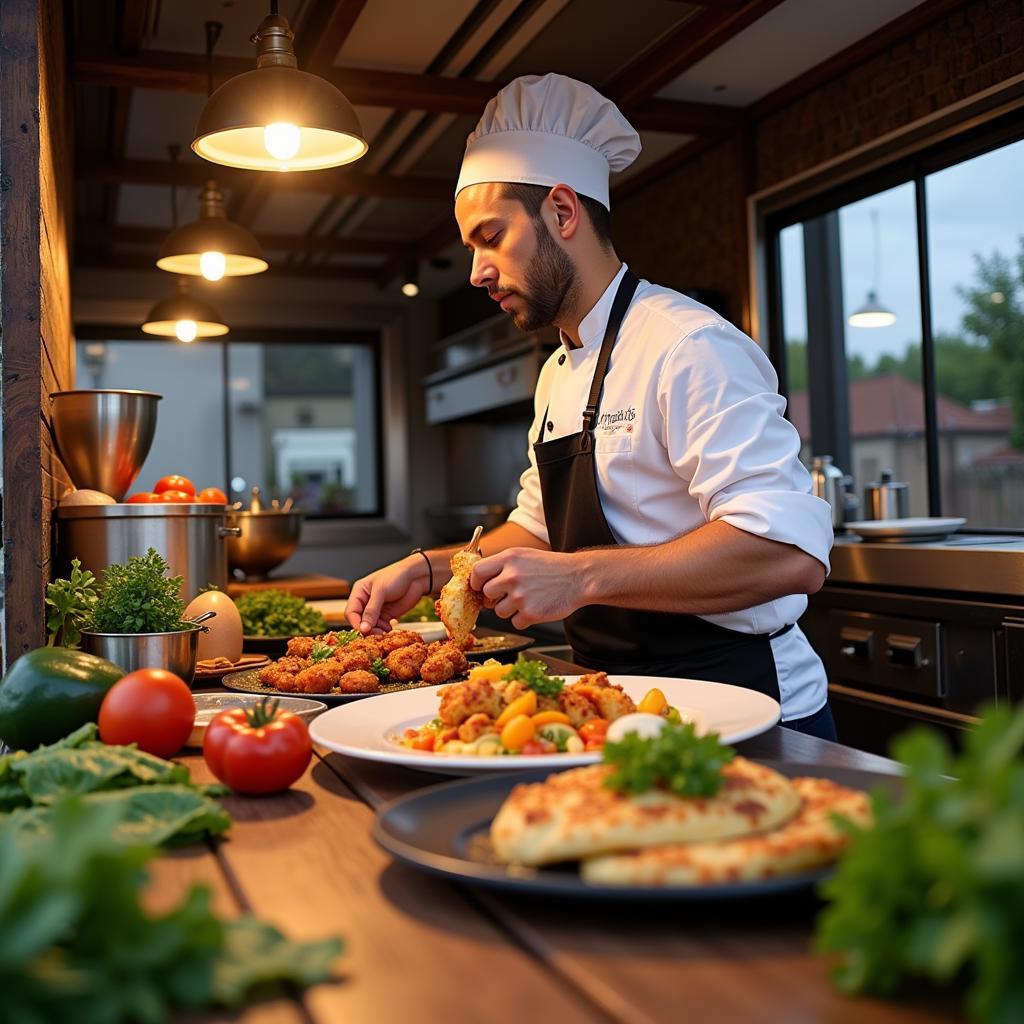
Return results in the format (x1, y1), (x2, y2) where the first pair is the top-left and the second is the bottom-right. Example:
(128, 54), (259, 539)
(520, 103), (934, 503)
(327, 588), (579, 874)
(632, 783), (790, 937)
(754, 99), (1024, 532)
(73, 326), (387, 521)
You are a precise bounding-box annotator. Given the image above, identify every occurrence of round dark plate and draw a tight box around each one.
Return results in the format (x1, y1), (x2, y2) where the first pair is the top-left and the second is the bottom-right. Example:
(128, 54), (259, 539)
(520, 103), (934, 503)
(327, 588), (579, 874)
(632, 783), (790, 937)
(242, 635), (293, 657)
(373, 761), (903, 900)
(464, 632), (533, 661)
(222, 668), (459, 705)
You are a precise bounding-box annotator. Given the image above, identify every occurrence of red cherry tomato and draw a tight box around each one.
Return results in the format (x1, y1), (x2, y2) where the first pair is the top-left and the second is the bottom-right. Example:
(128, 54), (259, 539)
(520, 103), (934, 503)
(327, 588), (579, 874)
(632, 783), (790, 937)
(98, 669), (195, 758)
(156, 489), (194, 503)
(154, 475), (195, 496)
(203, 698), (312, 795)
(579, 719), (610, 746)
(125, 491), (165, 503)
(196, 487), (228, 504)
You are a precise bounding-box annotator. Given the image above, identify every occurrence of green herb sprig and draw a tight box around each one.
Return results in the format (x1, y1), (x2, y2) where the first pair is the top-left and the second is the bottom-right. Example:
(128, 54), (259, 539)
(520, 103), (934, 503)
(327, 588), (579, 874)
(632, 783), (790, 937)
(309, 643), (335, 664)
(502, 655), (564, 698)
(815, 702), (1024, 1023)
(87, 549), (188, 634)
(235, 590), (327, 638)
(602, 723), (735, 798)
(45, 558), (99, 648)
(330, 628), (361, 647)
(370, 657), (390, 680)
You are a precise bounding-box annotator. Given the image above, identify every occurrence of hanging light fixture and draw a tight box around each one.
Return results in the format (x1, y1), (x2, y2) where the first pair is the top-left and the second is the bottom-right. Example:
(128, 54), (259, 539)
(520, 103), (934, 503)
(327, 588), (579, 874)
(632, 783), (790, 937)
(158, 23), (268, 280)
(191, 1), (368, 172)
(400, 260), (420, 298)
(142, 278), (230, 342)
(848, 209), (897, 328)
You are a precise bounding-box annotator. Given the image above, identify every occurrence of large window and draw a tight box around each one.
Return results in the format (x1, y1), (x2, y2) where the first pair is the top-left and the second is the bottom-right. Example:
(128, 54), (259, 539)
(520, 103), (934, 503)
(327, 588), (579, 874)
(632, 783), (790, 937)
(769, 120), (1024, 530)
(75, 333), (383, 518)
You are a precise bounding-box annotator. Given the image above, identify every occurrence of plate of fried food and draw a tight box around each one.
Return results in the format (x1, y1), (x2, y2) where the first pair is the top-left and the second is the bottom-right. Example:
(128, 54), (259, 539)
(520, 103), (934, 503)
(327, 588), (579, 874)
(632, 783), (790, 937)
(221, 628), (473, 704)
(308, 656), (781, 774)
(372, 723), (890, 899)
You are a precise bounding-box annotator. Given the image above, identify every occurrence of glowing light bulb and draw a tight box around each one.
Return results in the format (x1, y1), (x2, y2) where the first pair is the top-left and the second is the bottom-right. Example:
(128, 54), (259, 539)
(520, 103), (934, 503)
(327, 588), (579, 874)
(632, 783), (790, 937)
(200, 251), (226, 281)
(263, 122), (301, 162)
(175, 319), (198, 343)
(401, 281), (420, 298)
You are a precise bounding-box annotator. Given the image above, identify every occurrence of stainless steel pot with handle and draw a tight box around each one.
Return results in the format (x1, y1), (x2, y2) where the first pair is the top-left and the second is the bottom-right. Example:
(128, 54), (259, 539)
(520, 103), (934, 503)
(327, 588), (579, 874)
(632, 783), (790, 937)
(55, 503), (241, 601)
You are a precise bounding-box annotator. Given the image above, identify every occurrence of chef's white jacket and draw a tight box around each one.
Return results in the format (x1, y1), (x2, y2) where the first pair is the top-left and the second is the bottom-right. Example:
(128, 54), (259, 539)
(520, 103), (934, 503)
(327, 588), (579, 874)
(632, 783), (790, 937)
(508, 264), (833, 721)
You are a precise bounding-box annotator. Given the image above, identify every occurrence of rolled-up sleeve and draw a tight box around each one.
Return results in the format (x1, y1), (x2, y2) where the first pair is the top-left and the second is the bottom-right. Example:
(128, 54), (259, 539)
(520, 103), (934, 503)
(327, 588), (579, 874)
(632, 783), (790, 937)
(658, 322), (833, 572)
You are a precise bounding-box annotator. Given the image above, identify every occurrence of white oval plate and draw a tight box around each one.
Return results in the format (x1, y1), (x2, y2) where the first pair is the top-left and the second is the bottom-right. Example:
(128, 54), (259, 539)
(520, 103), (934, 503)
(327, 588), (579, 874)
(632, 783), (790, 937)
(187, 693), (327, 748)
(310, 676), (780, 775)
(388, 620), (448, 642)
(845, 516), (966, 539)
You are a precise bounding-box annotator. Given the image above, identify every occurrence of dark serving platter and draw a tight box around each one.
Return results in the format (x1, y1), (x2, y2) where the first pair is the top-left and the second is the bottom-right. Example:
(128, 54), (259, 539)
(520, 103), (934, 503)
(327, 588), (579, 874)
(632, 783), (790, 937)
(373, 761), (903, 901)
(463, 632), (533, 661)
(222, 668), (456, 705)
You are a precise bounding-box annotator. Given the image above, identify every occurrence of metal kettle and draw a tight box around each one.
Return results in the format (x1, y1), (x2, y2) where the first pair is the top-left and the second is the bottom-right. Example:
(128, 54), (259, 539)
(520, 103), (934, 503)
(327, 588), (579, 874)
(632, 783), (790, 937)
(811, 455), (846, 528)
(863, 470), (910, 520)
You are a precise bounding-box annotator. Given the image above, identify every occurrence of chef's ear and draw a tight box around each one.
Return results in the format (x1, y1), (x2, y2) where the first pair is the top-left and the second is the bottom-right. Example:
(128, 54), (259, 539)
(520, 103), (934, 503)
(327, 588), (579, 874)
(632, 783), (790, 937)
(547, 184), (579, 239)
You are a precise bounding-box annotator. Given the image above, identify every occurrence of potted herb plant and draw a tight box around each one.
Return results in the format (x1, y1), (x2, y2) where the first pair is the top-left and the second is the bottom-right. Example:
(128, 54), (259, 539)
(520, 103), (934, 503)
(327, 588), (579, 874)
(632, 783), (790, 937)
(75, 548), (213, 682)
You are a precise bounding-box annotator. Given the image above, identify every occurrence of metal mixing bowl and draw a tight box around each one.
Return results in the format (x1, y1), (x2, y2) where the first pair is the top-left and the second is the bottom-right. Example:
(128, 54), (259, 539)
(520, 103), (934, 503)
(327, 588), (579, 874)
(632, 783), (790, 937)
(49, 389), (161, 501)
(225, 510), (304, 578)
(80, 624), (202, 684)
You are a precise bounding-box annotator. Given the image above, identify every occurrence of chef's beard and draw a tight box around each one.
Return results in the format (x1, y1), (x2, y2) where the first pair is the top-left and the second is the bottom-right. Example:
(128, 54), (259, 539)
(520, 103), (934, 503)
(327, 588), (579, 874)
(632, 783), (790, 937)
(507, 224), (579, 332)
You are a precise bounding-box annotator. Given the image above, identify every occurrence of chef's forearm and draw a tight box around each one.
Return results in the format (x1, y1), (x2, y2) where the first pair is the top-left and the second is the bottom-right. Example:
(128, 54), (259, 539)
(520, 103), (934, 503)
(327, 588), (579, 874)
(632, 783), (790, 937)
(578, 521), (825, 614)
(424, 521), (549, 592)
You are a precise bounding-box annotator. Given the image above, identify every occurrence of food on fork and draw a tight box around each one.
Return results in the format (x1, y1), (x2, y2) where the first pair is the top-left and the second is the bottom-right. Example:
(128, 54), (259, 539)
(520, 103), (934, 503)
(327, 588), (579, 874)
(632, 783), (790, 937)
(436, 525), (485, 647)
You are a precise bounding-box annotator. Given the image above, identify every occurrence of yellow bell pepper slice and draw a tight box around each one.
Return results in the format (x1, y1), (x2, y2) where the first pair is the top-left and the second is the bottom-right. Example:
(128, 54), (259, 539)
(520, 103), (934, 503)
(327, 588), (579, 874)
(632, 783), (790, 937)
(500, 714), (535, 751)
(638, 687), (668, 715)
(530, 710), (571, 726)
(495, 690), (538, 728)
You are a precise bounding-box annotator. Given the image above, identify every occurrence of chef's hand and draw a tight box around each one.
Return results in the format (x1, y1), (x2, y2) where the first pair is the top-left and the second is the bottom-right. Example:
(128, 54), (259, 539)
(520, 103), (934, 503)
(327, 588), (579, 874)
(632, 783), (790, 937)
(346, 555), (429, 635)
(470, 548), (583, 630)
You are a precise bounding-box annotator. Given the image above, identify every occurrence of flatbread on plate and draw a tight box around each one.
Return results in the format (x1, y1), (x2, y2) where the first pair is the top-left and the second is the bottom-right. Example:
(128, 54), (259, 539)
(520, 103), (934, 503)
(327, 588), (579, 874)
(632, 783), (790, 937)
(490, 757), (800, 867)
(581, 776), (871, 886)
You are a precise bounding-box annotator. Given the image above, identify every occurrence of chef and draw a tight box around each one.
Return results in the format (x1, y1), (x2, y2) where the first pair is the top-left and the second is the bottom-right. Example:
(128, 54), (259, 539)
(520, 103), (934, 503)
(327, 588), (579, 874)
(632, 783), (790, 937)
(347, 73), (836, 739)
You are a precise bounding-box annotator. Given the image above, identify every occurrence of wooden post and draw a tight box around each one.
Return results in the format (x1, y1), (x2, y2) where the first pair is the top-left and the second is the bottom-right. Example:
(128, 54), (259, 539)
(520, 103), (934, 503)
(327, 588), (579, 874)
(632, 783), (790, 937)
(0, 0), (75, 664)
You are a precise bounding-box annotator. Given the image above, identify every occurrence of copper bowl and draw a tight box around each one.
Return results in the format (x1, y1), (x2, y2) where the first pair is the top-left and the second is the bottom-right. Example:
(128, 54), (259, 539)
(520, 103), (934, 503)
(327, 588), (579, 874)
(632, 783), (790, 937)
(225, 509), (304, 578)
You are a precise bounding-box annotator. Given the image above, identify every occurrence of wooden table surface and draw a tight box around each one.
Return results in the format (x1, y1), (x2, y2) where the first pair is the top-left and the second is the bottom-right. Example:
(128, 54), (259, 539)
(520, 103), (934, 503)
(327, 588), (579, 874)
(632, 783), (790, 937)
(225, 573), (350, 599)
(164, 653), (957, 1024)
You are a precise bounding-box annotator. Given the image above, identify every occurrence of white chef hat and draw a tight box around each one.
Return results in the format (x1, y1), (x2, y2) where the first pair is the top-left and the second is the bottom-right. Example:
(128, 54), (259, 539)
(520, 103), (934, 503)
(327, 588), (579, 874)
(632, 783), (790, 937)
(455, 73), (641, 210)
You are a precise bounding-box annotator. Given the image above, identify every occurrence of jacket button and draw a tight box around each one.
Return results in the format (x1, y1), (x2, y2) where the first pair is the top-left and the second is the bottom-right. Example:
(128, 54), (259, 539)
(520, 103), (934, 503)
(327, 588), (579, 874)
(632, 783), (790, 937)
(558, 353), (566, 365)
(547, 421), (554, 432)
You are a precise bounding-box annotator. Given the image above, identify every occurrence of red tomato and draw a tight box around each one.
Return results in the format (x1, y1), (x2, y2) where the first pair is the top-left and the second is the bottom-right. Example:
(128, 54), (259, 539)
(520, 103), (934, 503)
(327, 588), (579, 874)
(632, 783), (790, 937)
(196, 486), (228, 504)
(579, 719), (609, 745)
(156, 490), (194, 503)
(125, 491), (165, 504)
(203, 698), (312, 795)
(520, 738), (557, 756)
(98, 669), (195, 757)
(154, 475), (195, 496)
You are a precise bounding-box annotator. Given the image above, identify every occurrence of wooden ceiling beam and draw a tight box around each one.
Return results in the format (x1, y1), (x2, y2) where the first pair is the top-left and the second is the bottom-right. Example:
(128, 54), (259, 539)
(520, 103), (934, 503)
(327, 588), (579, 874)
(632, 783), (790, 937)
(72, 49), (740, 133)
(86, 222), (406, 257)
(80, 158), (451, 202)
(606, 0), (786, 109)
(297, 0), (369, 73)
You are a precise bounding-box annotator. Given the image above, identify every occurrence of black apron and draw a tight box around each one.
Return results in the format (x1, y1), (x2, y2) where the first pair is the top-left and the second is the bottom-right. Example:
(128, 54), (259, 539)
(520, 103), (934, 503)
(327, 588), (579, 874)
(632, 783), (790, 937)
(534, 268), (786, 703)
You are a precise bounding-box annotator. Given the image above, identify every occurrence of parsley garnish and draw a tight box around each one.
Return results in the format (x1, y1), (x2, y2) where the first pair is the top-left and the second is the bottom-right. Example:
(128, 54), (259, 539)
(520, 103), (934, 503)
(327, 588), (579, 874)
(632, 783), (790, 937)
(332, 629), (361, 647)
(309, 643), (335, 664)
(501, 655), (564, 698)
(369, 657), (390, 680)
(602, 723), (735, 798)
(88, 549), (189, 634)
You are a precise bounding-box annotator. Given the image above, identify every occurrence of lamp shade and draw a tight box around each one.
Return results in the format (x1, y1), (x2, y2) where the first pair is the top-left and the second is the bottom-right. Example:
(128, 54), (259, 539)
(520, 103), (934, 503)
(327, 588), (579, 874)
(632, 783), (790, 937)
(191, 14), (367, 172)
(142, 280), (229, 340)
(848, 289), (897, 329)
(157, 181), (268, 278)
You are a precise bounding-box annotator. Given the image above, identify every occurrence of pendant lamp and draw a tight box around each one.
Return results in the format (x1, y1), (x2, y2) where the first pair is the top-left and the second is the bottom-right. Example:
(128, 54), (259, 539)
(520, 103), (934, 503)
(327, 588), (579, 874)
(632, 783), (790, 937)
(848, 209), (897, 329)
(400, 261), (420, 298)
(157, 180), (267, 280)
(191, 2), (368, 172)
(142, 278), (229, 342)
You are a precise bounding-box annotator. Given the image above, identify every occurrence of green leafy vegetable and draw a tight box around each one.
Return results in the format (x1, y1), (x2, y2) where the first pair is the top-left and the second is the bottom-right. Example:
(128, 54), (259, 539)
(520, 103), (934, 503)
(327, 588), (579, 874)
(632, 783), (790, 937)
(310, 642), (335, 663)
(0, 797), (341, 1022)
(602, 722), (735, 798)
(502, 655), (564, 698)
(235, 589), (327, 637)
(330, 628), (362, 647)
(370, 657), (390, 680)
(815, 702), (1024, 1023)
(398, 596), (439, 622)
(88, 548), (189, 634)
(45, 558), (99, 648)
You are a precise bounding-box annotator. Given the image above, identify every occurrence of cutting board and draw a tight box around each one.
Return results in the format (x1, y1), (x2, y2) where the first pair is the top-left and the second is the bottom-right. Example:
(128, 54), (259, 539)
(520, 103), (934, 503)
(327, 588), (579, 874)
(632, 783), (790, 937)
(226, 573), (350, 600)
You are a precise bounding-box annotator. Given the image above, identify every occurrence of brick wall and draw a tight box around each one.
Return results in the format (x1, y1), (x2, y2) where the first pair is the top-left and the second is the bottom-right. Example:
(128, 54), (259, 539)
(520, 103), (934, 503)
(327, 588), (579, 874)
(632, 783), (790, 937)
(614, 0), (1024, 334)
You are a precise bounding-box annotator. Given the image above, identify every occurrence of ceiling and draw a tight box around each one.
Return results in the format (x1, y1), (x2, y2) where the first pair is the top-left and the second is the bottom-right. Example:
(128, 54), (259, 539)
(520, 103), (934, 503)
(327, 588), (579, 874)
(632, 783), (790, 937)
(69, 0), (936, 300)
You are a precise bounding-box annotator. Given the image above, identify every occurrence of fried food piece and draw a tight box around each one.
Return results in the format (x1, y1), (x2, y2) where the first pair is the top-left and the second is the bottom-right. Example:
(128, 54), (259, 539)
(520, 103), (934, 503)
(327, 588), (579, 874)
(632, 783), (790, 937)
(385, 643), (429, 681)
(378, 629), (425, 655)
(294, 661), (345, 694)
(259, 664), (301, 692)
(333, 646), (374, 673)
(558, 688), (602, 728)
(345, 636), (383, 661)
(570, 673), (637, 721)
(277, 655), (310, 673)
(286, 636), (317, 658)
(438, 676), (505, 725)
(338, 670), (380, 693)
(420, 641), (470, 685)
(458, 713), (500, 743)
(436, 547), (484, 648)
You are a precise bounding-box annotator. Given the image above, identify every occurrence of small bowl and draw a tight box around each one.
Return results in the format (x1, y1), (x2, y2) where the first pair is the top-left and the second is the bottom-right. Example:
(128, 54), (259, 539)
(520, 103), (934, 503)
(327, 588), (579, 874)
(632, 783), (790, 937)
(80, 625), (202, 684)
(187, 693), (327, 747)
(226, 510), (304, 578)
